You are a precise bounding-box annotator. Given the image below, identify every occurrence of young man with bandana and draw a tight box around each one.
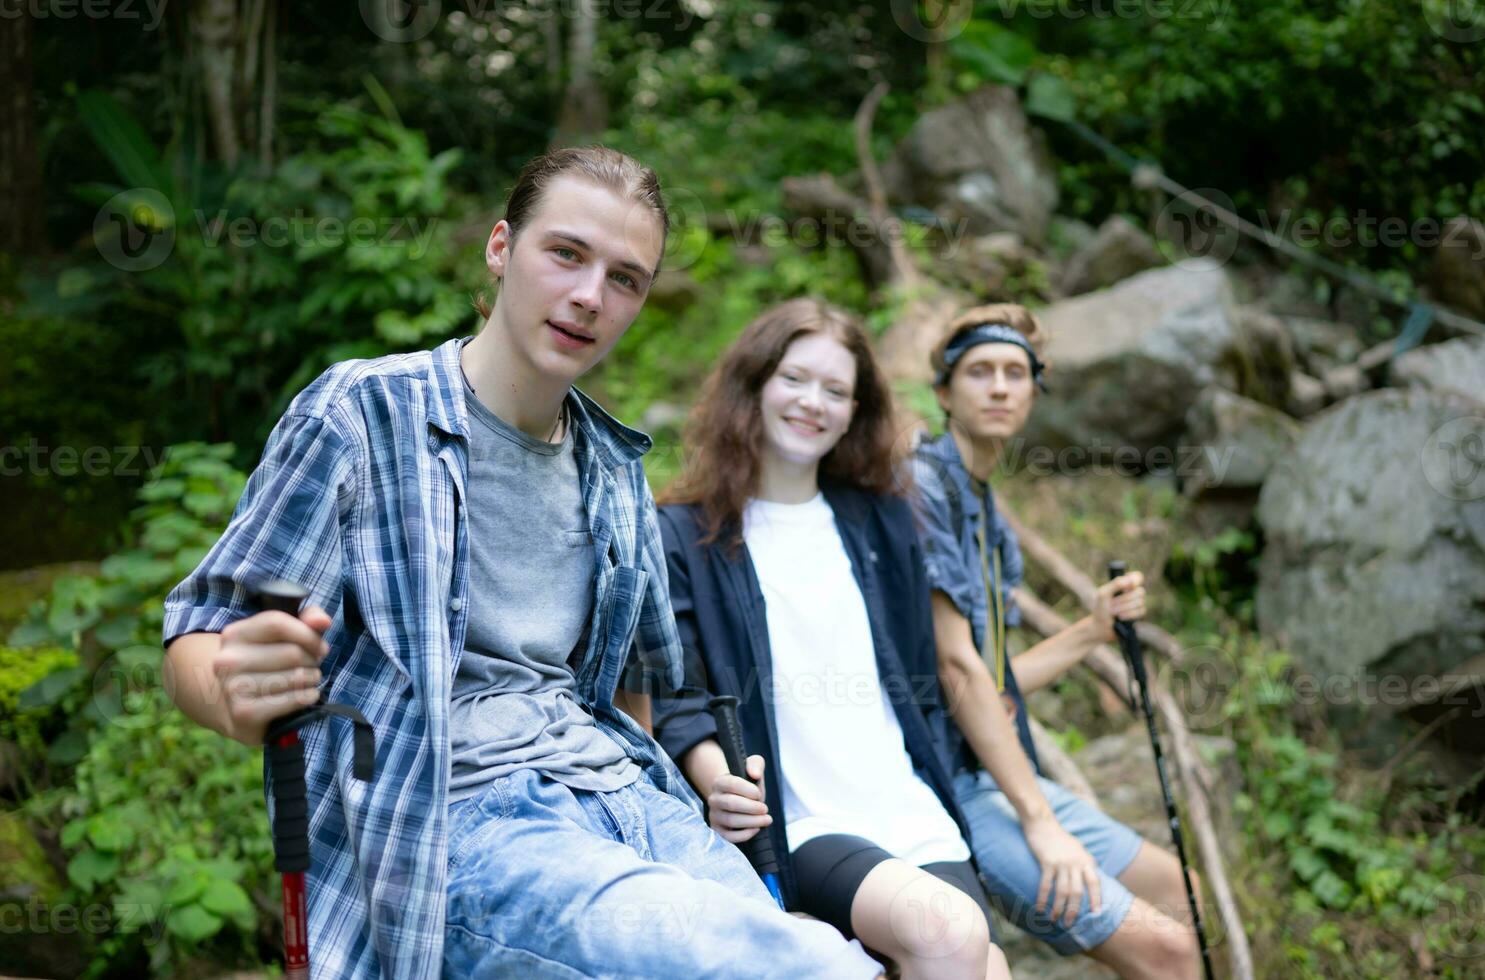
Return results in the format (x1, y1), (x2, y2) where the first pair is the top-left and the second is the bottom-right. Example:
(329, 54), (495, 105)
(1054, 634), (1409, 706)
(908, 304), (1202, 980)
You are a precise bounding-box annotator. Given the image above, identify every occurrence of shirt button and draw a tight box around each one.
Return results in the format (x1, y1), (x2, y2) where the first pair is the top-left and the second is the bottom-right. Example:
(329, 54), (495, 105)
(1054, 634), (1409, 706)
(449, 597), (463, 612)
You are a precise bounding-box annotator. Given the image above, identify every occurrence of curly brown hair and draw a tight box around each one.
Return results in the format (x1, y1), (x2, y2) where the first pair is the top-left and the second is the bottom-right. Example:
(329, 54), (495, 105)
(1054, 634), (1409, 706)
(662, 298), (901, 548)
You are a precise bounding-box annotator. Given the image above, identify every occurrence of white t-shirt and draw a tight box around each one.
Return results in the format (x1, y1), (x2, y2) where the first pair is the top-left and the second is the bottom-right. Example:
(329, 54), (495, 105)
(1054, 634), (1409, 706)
(743, 493), (969, 866)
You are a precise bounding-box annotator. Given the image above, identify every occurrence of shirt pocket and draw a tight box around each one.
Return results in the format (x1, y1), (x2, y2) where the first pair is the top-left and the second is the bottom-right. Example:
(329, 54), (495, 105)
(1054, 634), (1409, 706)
(563, 529), (595, 548)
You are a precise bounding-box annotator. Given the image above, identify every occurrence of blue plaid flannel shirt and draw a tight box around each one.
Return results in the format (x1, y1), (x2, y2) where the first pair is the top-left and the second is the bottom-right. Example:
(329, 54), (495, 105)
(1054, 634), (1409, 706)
(163, 336), (695, 979)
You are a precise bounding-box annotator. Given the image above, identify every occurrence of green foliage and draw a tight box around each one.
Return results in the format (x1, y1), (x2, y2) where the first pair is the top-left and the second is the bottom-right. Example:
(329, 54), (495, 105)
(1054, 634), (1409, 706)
(1033, 2), (1485, 268)
(8, 444), (241, 776)
(58, 686), (269, 976)
(29, 87), (480, 457)
(1211, 637), (1482, 976)
(0, 646), (79, 762)
(7, 442), (265, 975)
(1167, 525), (1259, 623)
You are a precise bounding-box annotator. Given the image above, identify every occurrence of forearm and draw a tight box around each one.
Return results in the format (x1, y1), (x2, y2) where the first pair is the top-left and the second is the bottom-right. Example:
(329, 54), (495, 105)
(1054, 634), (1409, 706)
(1010, 615), (1103, 695)
(163, 632), (233, 739)
(942, 656), (1053, 824)
(680, 738), (729, 797)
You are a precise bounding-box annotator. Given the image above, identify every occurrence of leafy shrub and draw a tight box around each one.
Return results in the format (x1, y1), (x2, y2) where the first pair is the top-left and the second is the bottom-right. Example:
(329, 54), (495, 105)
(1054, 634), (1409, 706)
(0, 645), (78, 764)
(58, 685), (269, 977)
(1216, 637), (1481, 977)
(26, 86), (481, 461)
(7, 443), (268, 976)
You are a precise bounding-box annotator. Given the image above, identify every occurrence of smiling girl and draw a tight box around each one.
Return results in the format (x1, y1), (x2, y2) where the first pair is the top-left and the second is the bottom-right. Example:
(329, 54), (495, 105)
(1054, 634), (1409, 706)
(653, 298), (1014, 980)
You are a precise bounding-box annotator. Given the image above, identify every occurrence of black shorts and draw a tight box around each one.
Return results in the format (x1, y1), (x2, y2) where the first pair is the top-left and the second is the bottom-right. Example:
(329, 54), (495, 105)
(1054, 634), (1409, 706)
(791, 833), (999, 943)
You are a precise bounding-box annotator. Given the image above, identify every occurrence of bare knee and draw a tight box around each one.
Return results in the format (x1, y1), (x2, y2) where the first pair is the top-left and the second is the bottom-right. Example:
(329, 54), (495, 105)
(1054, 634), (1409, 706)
(894, 890), (990, 977)
(1154, 918), (1200, 975)
(1092, 901), (1200, 980)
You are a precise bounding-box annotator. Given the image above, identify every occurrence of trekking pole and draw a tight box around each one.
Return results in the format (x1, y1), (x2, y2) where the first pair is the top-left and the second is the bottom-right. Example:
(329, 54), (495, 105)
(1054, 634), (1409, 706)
(255, 581), (376, 980)
(1107, 561), (1215, 980)
(707, 695), (786, 909)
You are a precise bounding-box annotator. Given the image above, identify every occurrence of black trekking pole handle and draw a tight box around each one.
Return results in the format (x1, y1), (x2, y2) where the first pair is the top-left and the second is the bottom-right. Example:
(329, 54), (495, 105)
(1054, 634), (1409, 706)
(1108, 561), (1215, 980)
(255, 581), (376, 980)
(258, 582), (318, 875)
(707, 696), (785, 908)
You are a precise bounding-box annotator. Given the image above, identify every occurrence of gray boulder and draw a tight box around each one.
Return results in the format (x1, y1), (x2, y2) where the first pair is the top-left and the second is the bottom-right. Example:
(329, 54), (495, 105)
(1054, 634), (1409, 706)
(1281, 315), (1364, 378)
(1256, 389), (1485, 690)
(1391, 335), (1485, 404)
(1183, 387), (1301, 496)
(1021, 260), (1289, 463)
(1287, 370), (1328, 418)
(1059, 215), (1164, 296)
(884, 84), (1058, 245)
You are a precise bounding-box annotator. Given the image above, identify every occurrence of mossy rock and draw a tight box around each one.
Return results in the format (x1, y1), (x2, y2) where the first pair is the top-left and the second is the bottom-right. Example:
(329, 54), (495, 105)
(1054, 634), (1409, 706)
(0, 644), (79, 753)
(0, 808), (62, 902)
(0, 809), (93, 977)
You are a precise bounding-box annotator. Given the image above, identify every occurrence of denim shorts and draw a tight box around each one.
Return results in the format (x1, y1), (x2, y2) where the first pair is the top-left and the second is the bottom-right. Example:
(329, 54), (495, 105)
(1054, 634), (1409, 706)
(953, 769), (1145, 955)
(442, 767), (881, 978)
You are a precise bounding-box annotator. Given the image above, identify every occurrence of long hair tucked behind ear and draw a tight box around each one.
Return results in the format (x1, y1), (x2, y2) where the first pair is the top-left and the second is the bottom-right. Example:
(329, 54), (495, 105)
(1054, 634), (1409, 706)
(474, 145), (669, 319)
(661, 298), (900, 549)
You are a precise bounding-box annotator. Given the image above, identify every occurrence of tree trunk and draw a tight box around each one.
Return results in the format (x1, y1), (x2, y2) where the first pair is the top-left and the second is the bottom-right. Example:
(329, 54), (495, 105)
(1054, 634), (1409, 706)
(258, 0), (278, 168)
(552, 2), (606, 147)
(0, 13), (44, 255)
(194, 0), (243, 167)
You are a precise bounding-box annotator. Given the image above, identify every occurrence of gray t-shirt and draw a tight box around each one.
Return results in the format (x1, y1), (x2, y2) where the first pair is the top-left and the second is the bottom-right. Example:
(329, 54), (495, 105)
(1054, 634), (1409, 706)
(447, 381), (639, 804)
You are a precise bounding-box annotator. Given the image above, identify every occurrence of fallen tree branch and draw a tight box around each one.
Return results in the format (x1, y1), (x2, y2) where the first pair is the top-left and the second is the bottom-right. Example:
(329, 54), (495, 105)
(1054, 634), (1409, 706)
(853, 82), (919, 290)
(999, 506), (1188, 667)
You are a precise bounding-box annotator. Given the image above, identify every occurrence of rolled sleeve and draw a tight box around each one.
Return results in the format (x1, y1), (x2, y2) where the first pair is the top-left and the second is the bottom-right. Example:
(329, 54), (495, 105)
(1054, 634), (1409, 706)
(162, 409), (357, 648)
(906, 458), (980, 623)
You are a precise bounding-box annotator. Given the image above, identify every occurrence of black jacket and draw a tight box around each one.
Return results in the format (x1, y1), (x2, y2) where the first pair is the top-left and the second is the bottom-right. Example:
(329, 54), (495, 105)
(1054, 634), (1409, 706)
(651, 483), (980, 909)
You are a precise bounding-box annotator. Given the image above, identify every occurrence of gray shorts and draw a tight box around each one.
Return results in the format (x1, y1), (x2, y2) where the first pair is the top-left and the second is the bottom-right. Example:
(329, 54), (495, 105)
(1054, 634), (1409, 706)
(954, 769), (1145, 955)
